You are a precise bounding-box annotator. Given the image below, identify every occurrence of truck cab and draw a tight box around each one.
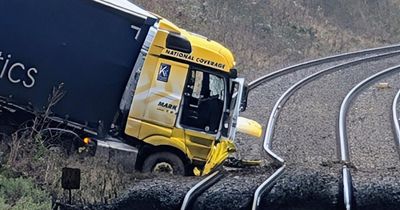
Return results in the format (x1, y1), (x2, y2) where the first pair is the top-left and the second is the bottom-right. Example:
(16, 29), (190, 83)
(123, 18), (262, 175)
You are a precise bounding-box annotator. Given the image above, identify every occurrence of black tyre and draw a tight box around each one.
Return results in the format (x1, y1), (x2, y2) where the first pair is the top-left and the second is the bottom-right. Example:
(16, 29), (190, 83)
(142, 152), (186, 176)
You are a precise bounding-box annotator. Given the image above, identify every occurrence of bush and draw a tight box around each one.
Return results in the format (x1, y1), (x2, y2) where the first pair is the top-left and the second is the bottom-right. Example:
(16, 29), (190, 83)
(0, 174), (51, 210)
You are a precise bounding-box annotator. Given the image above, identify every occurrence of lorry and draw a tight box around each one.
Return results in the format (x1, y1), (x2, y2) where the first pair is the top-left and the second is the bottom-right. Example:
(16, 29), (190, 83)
(0, 0), (262, 176)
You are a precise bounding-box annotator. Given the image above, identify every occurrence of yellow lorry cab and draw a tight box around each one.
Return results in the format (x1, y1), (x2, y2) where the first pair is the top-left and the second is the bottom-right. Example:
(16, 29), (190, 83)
(124, 17), (262, 175)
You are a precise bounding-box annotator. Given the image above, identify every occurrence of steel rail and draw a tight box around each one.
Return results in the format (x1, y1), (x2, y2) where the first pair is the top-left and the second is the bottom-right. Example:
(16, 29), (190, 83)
(181, 170), (224, 210)
(338, 64), (400, 210)
(248, 43), (400, 91)
(252, 50), (400, 210)
(252, 165), (285, 208)
(391, 89), (400, 153)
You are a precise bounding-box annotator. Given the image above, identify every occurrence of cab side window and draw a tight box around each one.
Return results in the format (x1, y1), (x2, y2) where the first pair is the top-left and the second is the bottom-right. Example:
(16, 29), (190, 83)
(180, 69), (225, 133)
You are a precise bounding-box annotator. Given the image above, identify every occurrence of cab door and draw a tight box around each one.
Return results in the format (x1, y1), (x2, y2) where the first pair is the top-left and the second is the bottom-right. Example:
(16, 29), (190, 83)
(201, 78), (244, 175)
(178, 68), (226, 161)
(126, 56), (189, 139)
(227, 78), (244, 140)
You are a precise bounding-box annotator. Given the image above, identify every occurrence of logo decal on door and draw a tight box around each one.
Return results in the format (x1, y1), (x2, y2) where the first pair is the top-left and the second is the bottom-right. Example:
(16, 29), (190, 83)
(157, 63), (171, 82)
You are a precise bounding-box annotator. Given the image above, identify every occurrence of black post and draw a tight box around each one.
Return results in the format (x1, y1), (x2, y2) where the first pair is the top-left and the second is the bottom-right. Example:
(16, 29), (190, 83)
(69, 189), (72, 204)
(61, 167), (81, 205)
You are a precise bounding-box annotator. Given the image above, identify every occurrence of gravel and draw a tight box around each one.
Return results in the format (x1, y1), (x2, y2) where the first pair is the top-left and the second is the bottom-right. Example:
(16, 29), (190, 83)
(94, 175), (201, 210)
(193, 167), (274, 210)
(347, 73), (400, 209)
(260, 167), (340, 210)
(236, 53), (383, 161)
(272, 55), (400, 165)
(261, 55), (400, 208)
(86, 167), (274, 210)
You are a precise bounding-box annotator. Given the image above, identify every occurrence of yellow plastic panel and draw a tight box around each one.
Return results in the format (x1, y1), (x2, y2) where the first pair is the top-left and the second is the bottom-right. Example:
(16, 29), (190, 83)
(142, 59), (188, 127)
(126, 55), (189, 134)
(143, 134), (187, 157)
(202, 138), (236, 175)
(139, 121), (172, 140)
(128, 55), (159, 120)
(237, 117), (263, 138)
(125, 118), (142, 138)
(184, 129), (215, 161)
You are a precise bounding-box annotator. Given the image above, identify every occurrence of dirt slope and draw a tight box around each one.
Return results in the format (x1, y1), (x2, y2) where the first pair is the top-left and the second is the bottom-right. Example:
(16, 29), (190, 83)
(132, 0), (400, 80)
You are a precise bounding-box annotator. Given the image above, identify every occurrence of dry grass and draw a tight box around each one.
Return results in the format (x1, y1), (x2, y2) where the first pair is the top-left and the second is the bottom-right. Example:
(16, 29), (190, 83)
(2, 142), (151, 206)
(132, 0), (400, 80)
(0, 86), (153, 206)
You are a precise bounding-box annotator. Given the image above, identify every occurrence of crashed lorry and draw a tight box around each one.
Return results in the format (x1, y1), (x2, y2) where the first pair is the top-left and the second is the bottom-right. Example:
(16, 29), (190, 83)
(0, 0), (262, 176)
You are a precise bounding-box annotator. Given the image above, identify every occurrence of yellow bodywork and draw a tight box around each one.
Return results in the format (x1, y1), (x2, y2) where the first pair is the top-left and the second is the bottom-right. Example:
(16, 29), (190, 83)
(156, 19), (236, 72)
(197, 138), (236, 176)
(237, 117), (263, 138)
(124, 18), (257, 175)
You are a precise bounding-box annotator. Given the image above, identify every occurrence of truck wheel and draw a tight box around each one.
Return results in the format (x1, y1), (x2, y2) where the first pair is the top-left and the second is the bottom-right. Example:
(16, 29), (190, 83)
(142, 152), (185, 176)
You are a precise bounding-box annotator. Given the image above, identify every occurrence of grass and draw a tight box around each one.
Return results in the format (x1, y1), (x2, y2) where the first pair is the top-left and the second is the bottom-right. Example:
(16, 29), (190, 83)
(0, 169), (51, 210)
(0, 85), (155, 207)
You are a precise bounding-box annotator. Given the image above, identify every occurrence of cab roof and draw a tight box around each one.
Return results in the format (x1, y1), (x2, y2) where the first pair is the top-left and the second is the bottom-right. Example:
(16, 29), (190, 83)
(158, 18), (236, 73)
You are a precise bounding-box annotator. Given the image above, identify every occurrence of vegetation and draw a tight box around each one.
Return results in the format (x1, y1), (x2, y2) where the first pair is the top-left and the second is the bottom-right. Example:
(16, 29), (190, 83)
(0, 171), (51, 210)
(0, 85), (148, 207)
(133, 0), (400, 80)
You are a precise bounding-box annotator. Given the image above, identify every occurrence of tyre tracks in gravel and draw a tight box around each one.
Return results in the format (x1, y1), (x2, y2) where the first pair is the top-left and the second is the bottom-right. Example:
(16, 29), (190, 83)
(256, 53), (400, 209)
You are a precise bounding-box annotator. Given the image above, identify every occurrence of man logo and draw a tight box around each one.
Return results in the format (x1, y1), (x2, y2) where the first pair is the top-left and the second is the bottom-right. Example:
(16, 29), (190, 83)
(157, 63), (171, 82)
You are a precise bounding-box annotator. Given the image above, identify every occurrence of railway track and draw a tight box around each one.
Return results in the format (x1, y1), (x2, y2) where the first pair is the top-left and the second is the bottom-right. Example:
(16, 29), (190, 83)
(236, 44), (400, 161)
(180, 44), (400, 210)
(181, 170), (224, 210)
(258, 50), (400, 209)
(339, 66), (400, 209)
(392, 89), (400, 150)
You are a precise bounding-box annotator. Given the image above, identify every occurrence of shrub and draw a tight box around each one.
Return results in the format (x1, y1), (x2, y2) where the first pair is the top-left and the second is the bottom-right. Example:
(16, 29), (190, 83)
(0, 174), (51, 210)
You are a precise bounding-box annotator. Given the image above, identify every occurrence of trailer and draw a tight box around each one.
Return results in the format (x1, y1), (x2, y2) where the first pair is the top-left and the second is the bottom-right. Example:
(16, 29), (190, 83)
(0, 0), (157, 131)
